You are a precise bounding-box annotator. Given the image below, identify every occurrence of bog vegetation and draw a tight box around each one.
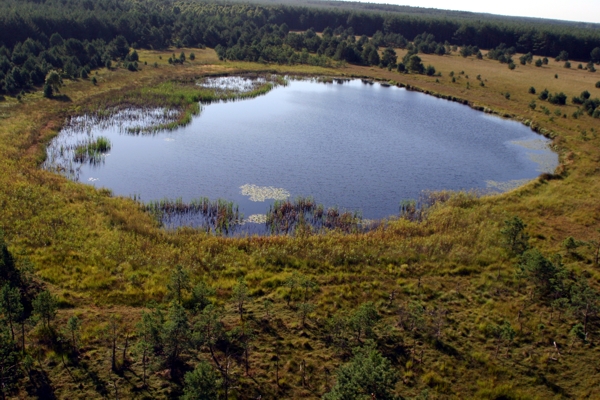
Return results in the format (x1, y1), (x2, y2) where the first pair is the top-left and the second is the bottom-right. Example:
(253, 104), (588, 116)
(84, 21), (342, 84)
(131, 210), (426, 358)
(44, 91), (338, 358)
(1, 0), (600, 399)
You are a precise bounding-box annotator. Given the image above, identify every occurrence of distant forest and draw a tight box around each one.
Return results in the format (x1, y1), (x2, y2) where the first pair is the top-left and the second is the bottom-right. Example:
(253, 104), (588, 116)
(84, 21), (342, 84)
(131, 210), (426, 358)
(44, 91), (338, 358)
(1, 0), (600, 95)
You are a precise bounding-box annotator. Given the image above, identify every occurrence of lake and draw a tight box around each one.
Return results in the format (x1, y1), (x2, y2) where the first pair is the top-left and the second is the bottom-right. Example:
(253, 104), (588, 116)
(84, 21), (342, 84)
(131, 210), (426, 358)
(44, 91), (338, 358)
(45, 77), (557, 229)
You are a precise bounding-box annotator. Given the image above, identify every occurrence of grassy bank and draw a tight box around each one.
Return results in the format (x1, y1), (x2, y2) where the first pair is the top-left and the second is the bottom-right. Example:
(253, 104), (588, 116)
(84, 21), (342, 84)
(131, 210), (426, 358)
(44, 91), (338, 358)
(1, 47), (600, 399)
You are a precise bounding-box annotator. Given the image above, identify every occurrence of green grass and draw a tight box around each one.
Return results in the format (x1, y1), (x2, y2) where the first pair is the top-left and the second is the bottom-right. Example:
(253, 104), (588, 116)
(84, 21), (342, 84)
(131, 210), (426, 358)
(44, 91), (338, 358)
(1, 47), (600, 399)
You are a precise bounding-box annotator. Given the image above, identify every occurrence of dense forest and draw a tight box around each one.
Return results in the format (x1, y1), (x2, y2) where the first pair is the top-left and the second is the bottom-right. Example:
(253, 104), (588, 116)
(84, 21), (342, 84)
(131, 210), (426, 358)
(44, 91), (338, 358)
(1, 0), (600, 95)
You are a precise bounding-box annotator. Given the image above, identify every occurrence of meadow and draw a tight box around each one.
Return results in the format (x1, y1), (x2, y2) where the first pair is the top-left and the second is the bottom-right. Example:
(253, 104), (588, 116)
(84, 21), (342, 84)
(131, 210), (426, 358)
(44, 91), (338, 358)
(1, 45), (600, 399)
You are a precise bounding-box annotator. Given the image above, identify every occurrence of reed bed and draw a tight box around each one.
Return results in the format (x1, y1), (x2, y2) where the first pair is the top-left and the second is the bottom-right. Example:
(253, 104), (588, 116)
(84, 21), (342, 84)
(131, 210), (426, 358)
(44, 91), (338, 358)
(399, 190), (454, 222)
(266, 196), (365, 235)
(143, 197), (243, 235)
(73, 136), (111, 163)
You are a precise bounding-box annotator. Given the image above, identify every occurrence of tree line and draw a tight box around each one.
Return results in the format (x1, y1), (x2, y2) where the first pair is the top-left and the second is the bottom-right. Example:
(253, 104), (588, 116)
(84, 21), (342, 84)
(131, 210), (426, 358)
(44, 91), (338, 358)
(1, 0), (600, 96)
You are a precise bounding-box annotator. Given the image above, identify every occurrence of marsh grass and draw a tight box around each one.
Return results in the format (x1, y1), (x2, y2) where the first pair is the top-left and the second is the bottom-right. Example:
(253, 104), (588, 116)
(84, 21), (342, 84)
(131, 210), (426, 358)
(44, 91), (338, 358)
(266, 197), (366, 235)
(143, 197), (242, 235)
(73, 136), (111, 163)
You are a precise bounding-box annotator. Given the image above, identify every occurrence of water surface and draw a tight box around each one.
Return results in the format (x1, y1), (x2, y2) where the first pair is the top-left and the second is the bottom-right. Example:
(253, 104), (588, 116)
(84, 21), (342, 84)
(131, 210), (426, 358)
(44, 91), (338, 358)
(45, 78), (557, 223)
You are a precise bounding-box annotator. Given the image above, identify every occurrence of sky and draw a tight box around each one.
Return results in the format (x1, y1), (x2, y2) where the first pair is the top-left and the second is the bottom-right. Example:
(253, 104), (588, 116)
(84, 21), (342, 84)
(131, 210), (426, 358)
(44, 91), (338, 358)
(341, 0), (600, 24)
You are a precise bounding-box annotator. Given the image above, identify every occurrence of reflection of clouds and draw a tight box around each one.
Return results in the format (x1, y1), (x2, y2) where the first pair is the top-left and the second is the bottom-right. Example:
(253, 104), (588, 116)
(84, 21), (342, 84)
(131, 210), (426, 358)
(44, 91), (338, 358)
(240, 184), (290, 202)
(164, 138), (175, 142)
(88, 177), (99, 182)
(486, 179), (531, 192)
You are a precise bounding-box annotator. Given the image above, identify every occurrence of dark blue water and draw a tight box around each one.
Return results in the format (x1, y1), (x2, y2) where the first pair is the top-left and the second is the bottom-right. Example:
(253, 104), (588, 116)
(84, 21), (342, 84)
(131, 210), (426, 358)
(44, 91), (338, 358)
(46, 78), (557, 222)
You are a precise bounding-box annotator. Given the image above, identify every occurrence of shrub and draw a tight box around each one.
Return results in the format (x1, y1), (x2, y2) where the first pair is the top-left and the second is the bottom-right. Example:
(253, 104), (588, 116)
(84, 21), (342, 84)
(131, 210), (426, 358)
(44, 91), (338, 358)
(43, 83), (53, 98)
(528, 86), (536, 94)
(555, 50), (569, 61)
(548, 92), (567, 105)
(535, 59), (543, 67)
(564, 61), (571, 68)
(596, 81), (600, 88)
(508, 62), (516, 70)
(538, 89), (549, 100)
(504, 92), (511, 99)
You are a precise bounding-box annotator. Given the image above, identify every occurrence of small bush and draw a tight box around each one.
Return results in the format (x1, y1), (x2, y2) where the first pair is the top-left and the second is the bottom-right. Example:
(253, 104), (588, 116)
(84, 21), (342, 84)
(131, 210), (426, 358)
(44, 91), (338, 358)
(504, 92), (511, 100)
(528, 86), (536, 94)
(538, 89), (549, 100)
(43, 84), (53, 98)
(548, 92), (567, 105)
(535, 59), (542, 67)
(508, 62), (516, 70)
(564, 61), (571, 68)
(596, 81), (600, 88)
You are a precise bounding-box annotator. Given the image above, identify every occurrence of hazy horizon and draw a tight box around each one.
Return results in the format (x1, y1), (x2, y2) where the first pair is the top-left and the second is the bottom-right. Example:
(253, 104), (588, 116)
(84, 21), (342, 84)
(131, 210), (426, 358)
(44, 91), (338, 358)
(338, 0), (600, 24)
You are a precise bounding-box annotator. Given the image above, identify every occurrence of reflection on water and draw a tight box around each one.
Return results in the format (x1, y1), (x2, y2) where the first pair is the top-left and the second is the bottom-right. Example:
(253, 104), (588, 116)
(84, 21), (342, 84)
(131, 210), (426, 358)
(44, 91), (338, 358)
(45, 77), (558, 230)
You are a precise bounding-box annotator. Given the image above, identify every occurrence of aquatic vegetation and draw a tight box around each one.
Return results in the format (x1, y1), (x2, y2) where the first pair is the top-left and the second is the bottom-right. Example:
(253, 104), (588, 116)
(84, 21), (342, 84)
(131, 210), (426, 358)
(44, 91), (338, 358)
(198, 75), (268, 93)
(399, 191), (454, 222)
(266, 196), (364, 235)
(240, 184), (290, 202)
(245, 214), (267, 224)
(73, 136), (111, 163)
(143, 197), (243, 235)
